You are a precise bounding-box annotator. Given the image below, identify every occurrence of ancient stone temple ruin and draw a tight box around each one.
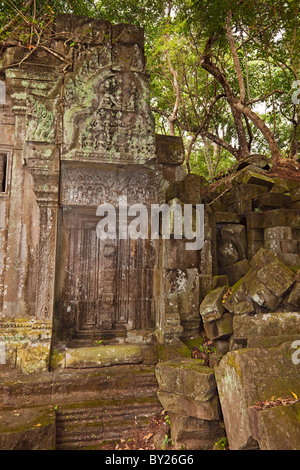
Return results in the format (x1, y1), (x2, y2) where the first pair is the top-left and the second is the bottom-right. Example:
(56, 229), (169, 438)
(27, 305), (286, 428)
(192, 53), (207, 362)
(0, 14), (299, 450)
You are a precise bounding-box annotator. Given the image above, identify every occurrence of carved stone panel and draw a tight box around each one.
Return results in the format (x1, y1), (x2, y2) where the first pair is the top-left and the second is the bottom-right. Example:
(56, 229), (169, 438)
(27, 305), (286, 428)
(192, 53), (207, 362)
(60, 162), (164, 207)
(62, 58), (156, 163)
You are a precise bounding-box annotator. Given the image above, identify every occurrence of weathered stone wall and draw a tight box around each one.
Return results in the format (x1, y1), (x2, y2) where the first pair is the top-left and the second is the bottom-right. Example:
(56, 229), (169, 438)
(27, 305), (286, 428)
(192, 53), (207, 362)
(0, 14), (204, 373)
(0, 14), (164, 372)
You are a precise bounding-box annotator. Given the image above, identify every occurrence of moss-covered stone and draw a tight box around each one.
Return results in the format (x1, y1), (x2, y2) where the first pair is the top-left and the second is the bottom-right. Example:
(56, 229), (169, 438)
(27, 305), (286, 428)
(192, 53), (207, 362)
(0, 407), (55, 450)
(249, 402), (300, 450)
(256, 260), (295, 297)
(156, 342), (192, 362)
(156, 359), (216, 400)
(215, 342), (300, 450)
(65, 345), (143, 368)
(200, 286), (227, 323)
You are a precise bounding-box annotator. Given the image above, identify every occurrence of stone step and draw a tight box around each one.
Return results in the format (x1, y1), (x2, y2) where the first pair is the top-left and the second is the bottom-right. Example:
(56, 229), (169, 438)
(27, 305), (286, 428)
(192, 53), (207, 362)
(55, 397), (162, 450)
(0, 365), (159, 409)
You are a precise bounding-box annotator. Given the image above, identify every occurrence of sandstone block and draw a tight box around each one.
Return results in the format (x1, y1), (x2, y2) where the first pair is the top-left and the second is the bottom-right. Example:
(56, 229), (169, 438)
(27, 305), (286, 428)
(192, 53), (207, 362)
(249, 402), (300, 450)
(0, 407), (55, 450)
(155, 359), (216, 401)
(253, 192), (291, 210)
(155, 134), (185, 165)
(204, 313), (233, 341)
(244, 274), (282, 310)
(242, 170), (275, 188)
(157, 391), (220, 421)
(168, 412), (225, 450)
(233, 312), (300, 345)
(222, 259), (250, 286)
(249, 247), (277, 271)
(287, 281), (300, 307)
(214, 343), (300, 450)
(256, 260), (295, 297)
(220, 224), (247, 260)
(200, 285), (227, 323)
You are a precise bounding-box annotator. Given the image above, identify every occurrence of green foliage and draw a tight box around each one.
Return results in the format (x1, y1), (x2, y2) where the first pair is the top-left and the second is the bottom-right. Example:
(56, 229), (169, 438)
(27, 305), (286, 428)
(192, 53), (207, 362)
(0, 0), (299, 175)
(213, 436), (229, 450)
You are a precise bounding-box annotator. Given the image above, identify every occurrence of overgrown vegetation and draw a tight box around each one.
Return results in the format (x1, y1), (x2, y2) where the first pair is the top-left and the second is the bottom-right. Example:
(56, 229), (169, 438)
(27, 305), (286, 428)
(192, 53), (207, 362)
(0, 0), (299, 177)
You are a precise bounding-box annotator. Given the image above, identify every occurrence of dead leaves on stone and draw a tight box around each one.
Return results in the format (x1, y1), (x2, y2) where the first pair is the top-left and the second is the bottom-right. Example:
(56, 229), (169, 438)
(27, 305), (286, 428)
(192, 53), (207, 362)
(253, 394), (300, 411)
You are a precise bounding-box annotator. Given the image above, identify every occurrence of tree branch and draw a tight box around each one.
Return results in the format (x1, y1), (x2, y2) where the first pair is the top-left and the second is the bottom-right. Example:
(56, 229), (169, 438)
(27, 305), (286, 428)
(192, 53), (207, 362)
(0, 0), (34, 36)
(246, 89), (284, 105)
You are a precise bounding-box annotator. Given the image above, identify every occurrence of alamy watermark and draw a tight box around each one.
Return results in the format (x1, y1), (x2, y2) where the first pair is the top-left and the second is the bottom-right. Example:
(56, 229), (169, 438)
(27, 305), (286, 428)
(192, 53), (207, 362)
(96, 198), (204, 251)
(291, 340), (300, 365)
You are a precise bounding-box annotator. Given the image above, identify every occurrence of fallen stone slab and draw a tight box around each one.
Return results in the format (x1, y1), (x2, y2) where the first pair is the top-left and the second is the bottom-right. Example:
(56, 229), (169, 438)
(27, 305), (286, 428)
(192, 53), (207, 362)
(0, 407), (55, 450)
(222, 259), (250, 286)
(224, 277), (249, 313)
(204, 313), (233, 341)
(214, 342), (300, 450)
(253, 192), (291, 210)
(200, 285), (227, 323)
(244, 272), (282, 310)
(287, 281), (300, 308)
(249, 402), (300, 450)
(242, 170), (275, 188)
(256, 260), (295, 297)
(249, 247), (277, 271)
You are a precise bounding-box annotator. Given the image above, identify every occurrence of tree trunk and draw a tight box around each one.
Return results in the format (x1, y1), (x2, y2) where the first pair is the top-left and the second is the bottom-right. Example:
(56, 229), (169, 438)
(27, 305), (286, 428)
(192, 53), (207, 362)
(200, 54), (250, 160)
(235, 102), (282, 164)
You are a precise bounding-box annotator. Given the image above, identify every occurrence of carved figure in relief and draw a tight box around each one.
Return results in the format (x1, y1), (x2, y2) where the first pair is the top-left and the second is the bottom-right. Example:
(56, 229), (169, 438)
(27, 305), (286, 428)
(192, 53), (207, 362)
(26, 95), (55, 142)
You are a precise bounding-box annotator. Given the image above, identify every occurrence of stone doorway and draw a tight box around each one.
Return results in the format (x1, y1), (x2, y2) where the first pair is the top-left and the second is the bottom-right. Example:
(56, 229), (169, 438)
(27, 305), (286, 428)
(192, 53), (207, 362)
(53, 163), (162, 346)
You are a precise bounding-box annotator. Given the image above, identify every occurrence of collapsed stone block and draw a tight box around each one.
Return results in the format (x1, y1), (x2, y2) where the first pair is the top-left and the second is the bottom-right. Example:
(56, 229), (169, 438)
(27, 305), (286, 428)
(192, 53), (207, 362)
(224, 278), (249, 313)
(256, 260), (295, 297)
(243, 272), (282, 310)
(212, 275), (229, 289)
(203, 313), (233, 341)
(249, 402), (300, 450)
(155, 359), (217, 401)
(249, 247), (277, 271)
(287, 281), (300, 307)
(214, 342), (300, 450)
(242, 170), (275, 188)
(155, 359), (220, 421)
(253, 192), (291, 210)
(168, 412), (225, 450)
(222, 259), (250, 286)
(157, 391), (220, 421)
(155, 134), (185, 165)
(222, 184), (268, 214)
(199, 285), (227, 323)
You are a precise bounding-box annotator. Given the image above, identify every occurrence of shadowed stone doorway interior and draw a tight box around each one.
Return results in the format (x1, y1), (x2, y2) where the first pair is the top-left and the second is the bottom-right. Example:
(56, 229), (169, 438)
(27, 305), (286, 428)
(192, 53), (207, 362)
(53, 162), (161, 348)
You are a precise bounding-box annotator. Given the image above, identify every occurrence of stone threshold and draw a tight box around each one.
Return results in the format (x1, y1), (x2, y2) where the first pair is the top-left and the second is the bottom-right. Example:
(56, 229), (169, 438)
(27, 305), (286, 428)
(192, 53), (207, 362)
(50, 343), (158, 369)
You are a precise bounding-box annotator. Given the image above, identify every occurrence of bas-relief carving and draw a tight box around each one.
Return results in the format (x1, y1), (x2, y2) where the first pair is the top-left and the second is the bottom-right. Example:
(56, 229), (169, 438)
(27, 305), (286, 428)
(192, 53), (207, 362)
(25, 95), (56, 143)
(62, 49), (155, 163)
(60, 165), (164, 207)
